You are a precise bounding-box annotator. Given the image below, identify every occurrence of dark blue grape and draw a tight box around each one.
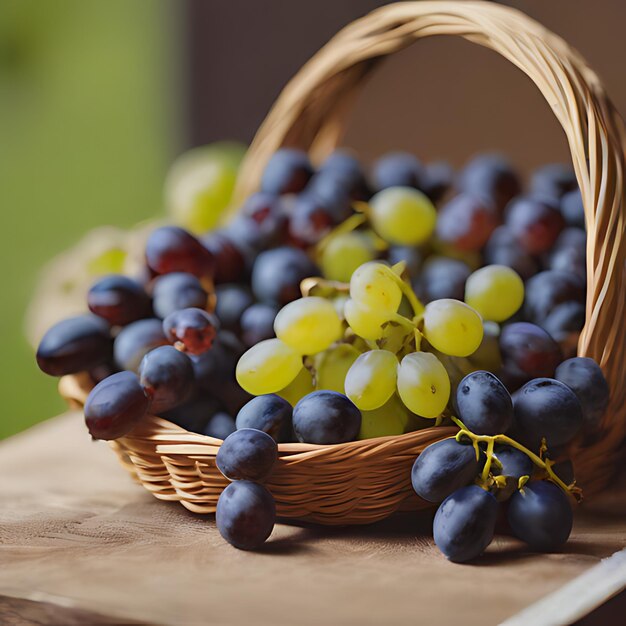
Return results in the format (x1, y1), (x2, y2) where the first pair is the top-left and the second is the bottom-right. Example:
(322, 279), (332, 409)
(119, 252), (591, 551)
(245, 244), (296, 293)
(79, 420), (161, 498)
(318, 150), (369, 200)
(202, 231), (247, 284)
(251, 247), (318, 306)
(162, 308), (219, 355)
(138, 345), (194, 413)
(87, 275), (151, 326)
(499, 322), (562, 387)
(292, 391), (361, 444)
(493, 444), (534, 479)
(531, 163), (577, 201)
(260, 148), (313, 195)
(524, 270), (585, 324)
(541, 302), (585, 347)
(560, 189), (585, 228)
(161, 392), (222, 433)
(457, 153), (520, 213)
(84, 371), (150, 440)
(387, 246), (422, 278)
(547, 245), (586, 283)
(373, 151), (424, 191)
(113, 318), (168, 371)
(433, 485), (499, 562)
(415, 256), (471, 303)
(230, 194), (289, 252)
(554, 226), (586, 251)
(513, 378), (583, 449)
(216, 428), (278, 482)
(411, 439), (480, 503)
(240, 303), (277, 347)
(508, 481), (573, 551)
(555, 357), (610, 429)
(288, 193), (335, 245)
(36, 314), (112, 376)
(203, 412), (236, 440)
(305, 172), (354, 220)
(505, 196), (564, 255)
(484, 226), (540, 280)
(236, 394), (292, 442)
(151, 272), (208, 319)
(216, 481), (275, 550)
(145, 226), (214, 278)
(214, 284), (254, 333)
(421, 161), (453, 204)
(455, 371), (513, 435)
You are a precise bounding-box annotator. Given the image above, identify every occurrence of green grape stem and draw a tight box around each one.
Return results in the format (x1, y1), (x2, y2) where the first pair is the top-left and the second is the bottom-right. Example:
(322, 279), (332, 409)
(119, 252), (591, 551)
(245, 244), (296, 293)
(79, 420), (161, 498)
(316, 213), (367, 254)
(450, 416), (580, 501)
(388, 272), (424, 317)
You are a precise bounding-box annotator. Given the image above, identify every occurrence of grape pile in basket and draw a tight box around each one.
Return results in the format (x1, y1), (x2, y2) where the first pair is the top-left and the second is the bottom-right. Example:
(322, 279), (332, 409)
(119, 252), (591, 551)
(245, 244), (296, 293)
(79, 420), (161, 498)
(36, 148), (609, 562)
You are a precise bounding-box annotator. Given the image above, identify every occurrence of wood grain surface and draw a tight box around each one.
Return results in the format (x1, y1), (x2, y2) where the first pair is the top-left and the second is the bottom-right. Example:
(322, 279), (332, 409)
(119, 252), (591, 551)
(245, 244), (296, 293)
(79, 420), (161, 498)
(0, 412), (624, 625)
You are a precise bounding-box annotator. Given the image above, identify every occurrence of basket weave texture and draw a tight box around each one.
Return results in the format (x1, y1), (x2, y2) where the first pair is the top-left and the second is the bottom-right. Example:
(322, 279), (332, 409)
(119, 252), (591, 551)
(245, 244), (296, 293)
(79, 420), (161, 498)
(62, 1), (625, 525)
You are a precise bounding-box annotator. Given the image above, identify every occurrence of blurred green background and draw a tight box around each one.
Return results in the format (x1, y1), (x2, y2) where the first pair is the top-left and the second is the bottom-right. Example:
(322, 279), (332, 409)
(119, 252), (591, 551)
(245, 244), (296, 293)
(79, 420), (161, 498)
(0, 0), (179, 437)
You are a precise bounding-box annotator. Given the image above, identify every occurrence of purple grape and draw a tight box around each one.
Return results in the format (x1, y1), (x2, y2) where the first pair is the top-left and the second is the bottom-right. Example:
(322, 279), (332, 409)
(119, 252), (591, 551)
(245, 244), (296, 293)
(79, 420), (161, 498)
(541, 301), (585, 347)
(84, 371), (150, 440)
(145, 226), (214, 278)
(493, 444), (534, 479)
(260, 148), (313, 195)
(524, 270), (585, 324)
(36, 314), (112, 376)
(214, 284), (254, 333)
(373, 151), (425, 191)
(113, 318), (168, 371)
(161, 392), (222, 433)
(216, 428), (278, 482)
(387, 246), (422, 278)
(87, 275), (151, 326)
(531, 163), (577, 201)
(240, 303), (278, 347)
(162, 308), (219, 355)
(421, 161), (453, 204)
(288, 193), (335, 245)
(235, 394), (292, 442)
(484, 226), (540, 280)
(203, 412), (236, 440)
(202, 231), (247, 284)
(151, 272), (208, 319)
(415, 256), (471, 302)
(506, 196), (565, 255)
(318, 150), (369, 200)
(560, 189), (585, 228)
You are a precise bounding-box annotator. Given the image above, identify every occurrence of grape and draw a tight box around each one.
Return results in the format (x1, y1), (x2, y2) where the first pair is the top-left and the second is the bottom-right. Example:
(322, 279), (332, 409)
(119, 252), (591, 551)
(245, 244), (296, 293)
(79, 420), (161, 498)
(524, 270), (585, 324)
(236, 338), (303, 395)
(251, 247), (318, 306)
(359, 395), (413, 439)
(227, 200), (288, 254)
(554, 226), (586, 251)
(397, 352), (451, 418)
(235, 394), (292, 442)
(343, 298), (389, 341)
(276, 366), (314, 408)
(513, 378), (583, 449)
(84, 371), (150, 440)
(433, 485), (499, 562)
(202, 232), (247, 284)
(414, 256), (470, 303)
(288, 193), (335, 244)
(555, 357), (610, 428)
(260, 148), (313, 195)
(531, 163), (577, 201)
(499, 322), (563, 385)
(464, 265), (524, 322)
(542, 301), (585, 347)
(411, 439), (480, 503)
(318, 150), (369, 200)
(507, 481), (573, 551)
(203, 411), (236, 440)
(87, 275), (151, 326)
(292, 390), (361, 444)
(320, 232), (375, 283)
(240, 303), (278, 347)
(344, 349), (398, 410)
(145, 226), (214, 278)
(372, 152), (424, 191)
(36, 314), (112, 376)
(468, 321), (502, 373)
(422, 299), (483, 357)
(483, 226), (540, 280)
(214, 284), (254, 333)
(457, 153), (521, 213)
(455, 371), (513, 435)
(421, 160), (453, 204)
(305, 173), (353, 222)
(505, 196), (565, 255)
(138, 345), (194, 413)
(547, 243), (586, 283)
(350, 261), (402, 314)
(436, 194), (499, 251)
(216, 428), (278, 482)
(162, 308), (219, 355)
(387, 245), (422, 278)
(560, 188), (585, 229)
(493, 444), (534, 479)
(216, 481), (275, 550)
(369, 187), (437, 245)
(315, 343), (361, 393)
(274, 296), (342, 355)
(151, 272), (208, 319)
(113, 318), (168, 372)
(161, 392), (222, 433)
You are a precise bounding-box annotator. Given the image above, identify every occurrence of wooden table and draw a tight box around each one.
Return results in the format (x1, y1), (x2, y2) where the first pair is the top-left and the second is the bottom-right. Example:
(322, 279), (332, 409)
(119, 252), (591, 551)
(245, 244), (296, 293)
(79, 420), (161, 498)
(1, 412), (625, 625)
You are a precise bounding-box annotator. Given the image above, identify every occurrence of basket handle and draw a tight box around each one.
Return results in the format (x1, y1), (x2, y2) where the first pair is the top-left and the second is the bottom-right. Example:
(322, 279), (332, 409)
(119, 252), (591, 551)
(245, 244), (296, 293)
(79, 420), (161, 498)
(235, 1), (624, 391)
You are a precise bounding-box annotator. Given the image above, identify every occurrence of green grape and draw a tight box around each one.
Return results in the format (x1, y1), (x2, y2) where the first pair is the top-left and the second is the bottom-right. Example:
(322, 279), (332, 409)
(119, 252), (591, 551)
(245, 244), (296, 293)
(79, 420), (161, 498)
(370, 187), (437, 245)
(359, 396), (406, 439)
(165, 142), (246, 233)
(469, 321), (502, 373)
(422, 299), (484, 357)
(276, 366), (314, 407)
(315, 343), (361, 393)
(345, 349), (398, 410)
(344, 298), (388, 341)
(349, 262), (402, 314)
(321, 232), (375, 283)
(464, 264), (524, 322)
(274, 296), (342, 355)
(397, 352), (451, 418)
(236, 338), (303, 395)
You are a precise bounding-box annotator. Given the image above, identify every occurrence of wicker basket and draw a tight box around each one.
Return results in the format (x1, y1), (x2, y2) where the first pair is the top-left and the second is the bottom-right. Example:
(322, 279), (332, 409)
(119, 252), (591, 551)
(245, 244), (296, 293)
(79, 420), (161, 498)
(60, 1), (625, 525)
